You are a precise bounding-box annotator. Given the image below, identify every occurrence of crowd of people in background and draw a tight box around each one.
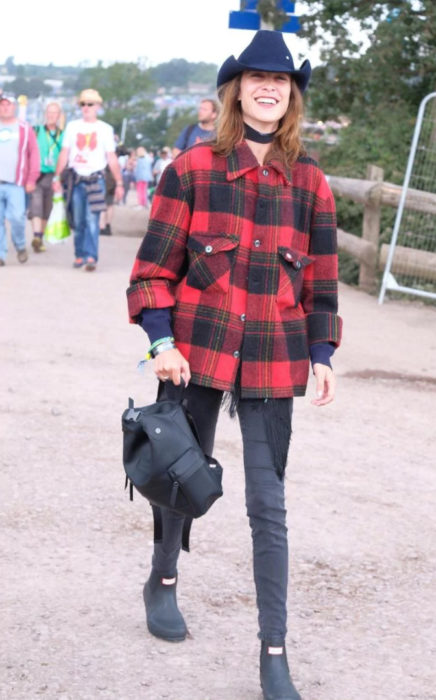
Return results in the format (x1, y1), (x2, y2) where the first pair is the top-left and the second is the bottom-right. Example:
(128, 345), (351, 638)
(0, 88), (221, 269)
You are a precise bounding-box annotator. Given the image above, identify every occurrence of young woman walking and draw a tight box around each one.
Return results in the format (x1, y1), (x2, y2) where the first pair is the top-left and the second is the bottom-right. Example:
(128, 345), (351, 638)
(126, 30), (342, 700)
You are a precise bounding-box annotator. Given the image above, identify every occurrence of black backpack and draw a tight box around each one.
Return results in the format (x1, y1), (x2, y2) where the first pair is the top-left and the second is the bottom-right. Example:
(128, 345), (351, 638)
(122, 381), (223, 548)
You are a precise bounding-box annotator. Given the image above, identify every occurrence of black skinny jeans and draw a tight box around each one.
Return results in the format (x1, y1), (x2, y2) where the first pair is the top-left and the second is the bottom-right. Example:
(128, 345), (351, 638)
(152, 382), (293, 642)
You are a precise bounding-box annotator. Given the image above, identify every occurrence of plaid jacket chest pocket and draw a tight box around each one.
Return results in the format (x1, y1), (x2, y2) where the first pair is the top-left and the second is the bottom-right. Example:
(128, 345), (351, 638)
(186, 234), (239, 293)
(277, 246), (314, 309)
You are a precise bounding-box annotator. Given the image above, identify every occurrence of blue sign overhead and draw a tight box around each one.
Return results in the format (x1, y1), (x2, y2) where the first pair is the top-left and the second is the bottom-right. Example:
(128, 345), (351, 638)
(229, 1), (300, 33)
(229, 11), (261, 30)
(243, 0), (295, 11)
(280, 0), (295, 10)
(280, 15), (300, 32)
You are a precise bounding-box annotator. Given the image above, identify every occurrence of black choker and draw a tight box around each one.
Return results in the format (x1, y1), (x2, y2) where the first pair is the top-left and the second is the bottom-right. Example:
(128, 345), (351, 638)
(244, 122), (276, 144)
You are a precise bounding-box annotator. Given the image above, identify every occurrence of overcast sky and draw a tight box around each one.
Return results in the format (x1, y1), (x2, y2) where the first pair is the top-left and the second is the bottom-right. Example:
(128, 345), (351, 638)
(3, 0), (320, 70)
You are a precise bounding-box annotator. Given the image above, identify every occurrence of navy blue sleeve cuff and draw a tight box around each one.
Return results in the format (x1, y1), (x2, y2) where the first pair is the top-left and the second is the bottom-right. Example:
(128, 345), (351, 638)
(309, 342), (335, 369)
(138, 308), (173, 344)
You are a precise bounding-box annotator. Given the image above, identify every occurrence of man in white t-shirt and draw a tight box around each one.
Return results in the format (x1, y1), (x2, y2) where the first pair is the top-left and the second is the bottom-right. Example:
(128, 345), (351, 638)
(53, 89), (123, 271)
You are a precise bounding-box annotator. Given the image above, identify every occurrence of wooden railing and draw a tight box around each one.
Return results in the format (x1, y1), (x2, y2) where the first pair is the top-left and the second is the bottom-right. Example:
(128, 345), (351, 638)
(327, 164), (436, 292)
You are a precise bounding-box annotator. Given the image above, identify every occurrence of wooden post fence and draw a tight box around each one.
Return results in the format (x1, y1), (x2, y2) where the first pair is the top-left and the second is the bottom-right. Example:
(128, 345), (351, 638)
(359, 165), (384, 293)
(326, 167), (436, 293)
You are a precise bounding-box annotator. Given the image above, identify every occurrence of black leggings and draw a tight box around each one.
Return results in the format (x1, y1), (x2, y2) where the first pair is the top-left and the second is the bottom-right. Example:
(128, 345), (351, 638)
(152, 382), (293, 642)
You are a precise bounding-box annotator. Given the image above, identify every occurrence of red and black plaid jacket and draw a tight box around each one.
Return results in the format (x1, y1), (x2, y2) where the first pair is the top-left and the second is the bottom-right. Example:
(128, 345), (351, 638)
(127, 141), (342, 399)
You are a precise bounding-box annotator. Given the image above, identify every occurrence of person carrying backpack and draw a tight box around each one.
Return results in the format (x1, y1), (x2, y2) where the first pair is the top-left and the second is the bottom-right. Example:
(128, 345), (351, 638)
(127, 30), (342, 700)
(172, 98), (218, 158)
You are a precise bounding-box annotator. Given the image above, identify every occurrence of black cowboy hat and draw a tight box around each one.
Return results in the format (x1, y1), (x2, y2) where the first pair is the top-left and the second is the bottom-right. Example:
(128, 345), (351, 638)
(217, 30), (311, 93)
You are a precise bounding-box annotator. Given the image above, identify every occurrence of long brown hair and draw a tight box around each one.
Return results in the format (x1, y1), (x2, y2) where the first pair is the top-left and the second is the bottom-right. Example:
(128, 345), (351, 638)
(213, 74), (306, 166)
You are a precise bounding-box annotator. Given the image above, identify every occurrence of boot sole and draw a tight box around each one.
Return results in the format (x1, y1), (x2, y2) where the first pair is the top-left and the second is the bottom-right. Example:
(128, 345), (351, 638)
(143, 585), (187, 642)
(146, 619), (187, 643)
(261, 681), (302, 700)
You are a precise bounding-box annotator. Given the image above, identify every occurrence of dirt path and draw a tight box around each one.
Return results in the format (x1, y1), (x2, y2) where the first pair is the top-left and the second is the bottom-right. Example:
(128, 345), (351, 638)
(1, 226), (435, 700)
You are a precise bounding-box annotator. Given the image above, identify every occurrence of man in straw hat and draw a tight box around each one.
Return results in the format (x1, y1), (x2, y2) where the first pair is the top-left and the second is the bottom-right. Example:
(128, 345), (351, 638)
(126, 30), (342, 700)
(53, 89), (123, 271)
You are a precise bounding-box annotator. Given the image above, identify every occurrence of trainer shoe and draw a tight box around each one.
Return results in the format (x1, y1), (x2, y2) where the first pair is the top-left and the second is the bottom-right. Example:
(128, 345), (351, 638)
(73, 258), (85, 268)
(85, 257), (97, 271)
(17, 249), (28, 263)
(31, 237), (46, 253)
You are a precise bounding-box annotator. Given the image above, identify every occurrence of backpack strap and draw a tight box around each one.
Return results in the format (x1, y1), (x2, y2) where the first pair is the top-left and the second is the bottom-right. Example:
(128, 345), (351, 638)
(160, 378), (185, 402)
(152, 504), (192, 553)
(183, 123), (196, 150)
(152, 504), (163, 542)
(182, 516), (192, 552)
(157, 379), (202, 446)
(124, 475), (134, 501)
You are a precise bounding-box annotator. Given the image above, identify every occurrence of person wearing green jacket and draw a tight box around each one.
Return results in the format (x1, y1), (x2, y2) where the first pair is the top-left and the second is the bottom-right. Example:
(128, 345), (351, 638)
(29, 102), (64, 252)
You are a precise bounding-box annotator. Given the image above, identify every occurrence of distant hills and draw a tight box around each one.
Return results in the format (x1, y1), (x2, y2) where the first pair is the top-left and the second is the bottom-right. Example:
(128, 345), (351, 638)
(0, 57), (218, 98)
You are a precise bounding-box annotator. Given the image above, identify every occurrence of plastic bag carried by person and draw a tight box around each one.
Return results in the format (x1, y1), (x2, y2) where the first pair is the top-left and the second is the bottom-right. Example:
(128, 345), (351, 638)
(45, 194), (70, 244)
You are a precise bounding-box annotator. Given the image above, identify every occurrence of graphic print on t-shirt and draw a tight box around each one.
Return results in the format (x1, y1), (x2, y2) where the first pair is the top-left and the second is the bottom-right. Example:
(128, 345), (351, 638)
(74, 131), (98, 165)
(65, 119), (115, 176)
(76, 132), (97, 151)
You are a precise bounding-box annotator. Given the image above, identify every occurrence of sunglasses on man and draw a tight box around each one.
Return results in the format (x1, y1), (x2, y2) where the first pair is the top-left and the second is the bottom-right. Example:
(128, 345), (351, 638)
(80, 102), (96, 107)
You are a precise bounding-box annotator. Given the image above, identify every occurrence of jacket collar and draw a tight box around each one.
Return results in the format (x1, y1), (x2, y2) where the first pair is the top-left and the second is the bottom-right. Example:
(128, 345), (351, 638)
(226, 140), (292, 185)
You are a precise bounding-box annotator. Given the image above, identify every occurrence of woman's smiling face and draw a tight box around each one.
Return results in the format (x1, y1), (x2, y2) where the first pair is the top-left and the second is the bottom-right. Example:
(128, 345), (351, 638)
(238, 70), (292, 133)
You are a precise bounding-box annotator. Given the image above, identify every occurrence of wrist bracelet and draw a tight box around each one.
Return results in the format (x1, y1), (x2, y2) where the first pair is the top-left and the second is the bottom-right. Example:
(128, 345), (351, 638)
(145, 336), (175, 360)
(152, 341), (176, 357)
(149, 336), (174, 352)
(138, 340), (176, 370)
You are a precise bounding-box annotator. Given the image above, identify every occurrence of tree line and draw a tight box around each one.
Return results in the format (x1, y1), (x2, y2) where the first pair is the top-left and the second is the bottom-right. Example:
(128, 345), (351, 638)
(2, 56), (217, 154)
(254, 0), (435, 283)
(4, 2), (433, 184)
(5, 1), (433, 285)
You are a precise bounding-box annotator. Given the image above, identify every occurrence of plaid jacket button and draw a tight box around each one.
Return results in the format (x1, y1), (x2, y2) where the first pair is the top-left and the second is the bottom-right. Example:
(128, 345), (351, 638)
(254, 239), (261, 247)
(294, 260), (302, 269)
(285, 252), (293, 260)
(240, 313), (246, 321)
(233, 350), (240, 358)
(262, 169), (269, 176)
(205, 245), (213, 253)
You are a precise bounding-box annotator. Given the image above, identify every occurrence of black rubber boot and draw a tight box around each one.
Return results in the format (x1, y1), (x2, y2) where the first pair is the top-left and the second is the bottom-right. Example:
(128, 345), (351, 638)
(143, 570), (187, 642)
(260, 641), (301, 700)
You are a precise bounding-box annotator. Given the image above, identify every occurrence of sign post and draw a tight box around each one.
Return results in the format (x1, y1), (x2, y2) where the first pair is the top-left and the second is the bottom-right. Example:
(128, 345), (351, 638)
(229, 1), (300, 32)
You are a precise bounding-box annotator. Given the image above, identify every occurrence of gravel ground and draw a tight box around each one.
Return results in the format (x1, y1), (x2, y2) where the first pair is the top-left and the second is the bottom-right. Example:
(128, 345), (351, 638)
(1, 224), (435, 700)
